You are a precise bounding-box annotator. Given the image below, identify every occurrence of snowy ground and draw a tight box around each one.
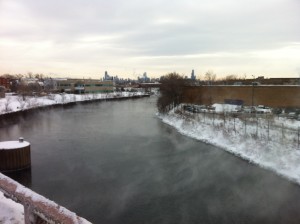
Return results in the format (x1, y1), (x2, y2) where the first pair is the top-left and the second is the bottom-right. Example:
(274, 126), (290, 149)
(0, 191), (24, 224)
(0, 91), (146, 115)
(0, 173), (91, 224)
(158, 104), (300, 186)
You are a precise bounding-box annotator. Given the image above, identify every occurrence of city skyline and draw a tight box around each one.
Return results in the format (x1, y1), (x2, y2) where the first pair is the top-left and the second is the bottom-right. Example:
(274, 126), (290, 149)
(0, 0), (299, 79)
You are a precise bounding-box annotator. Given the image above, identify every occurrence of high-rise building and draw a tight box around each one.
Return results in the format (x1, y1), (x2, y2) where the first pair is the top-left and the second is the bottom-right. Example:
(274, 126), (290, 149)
(104, 71), (113, 80)
(191, 69), (196, 80)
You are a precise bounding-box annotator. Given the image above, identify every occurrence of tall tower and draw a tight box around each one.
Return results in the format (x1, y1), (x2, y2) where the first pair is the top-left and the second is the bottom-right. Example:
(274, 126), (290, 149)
(191, 69), (196, 80)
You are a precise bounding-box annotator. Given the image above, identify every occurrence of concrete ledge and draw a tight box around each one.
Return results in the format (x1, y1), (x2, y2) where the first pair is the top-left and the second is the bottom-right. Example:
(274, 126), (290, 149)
(0, 173), (91, 224)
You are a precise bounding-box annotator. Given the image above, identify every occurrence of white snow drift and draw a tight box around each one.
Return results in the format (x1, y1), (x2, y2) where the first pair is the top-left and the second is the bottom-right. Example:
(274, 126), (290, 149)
(158, 105), (300, 185)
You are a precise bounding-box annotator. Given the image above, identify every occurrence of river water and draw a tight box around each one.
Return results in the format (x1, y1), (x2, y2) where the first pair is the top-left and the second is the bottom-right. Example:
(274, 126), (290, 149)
(1, 97), (300, 224)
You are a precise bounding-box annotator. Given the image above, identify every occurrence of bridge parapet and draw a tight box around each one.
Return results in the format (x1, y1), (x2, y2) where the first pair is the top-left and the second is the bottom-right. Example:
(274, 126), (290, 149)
(0, 173), (91, 224)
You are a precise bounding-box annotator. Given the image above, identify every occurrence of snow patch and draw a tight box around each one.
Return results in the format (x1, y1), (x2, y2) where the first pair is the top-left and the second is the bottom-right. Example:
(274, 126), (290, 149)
(158, 108), (300, 185)
(0, 141), (30, 150)
(0, 173), (91, 224)
(0, 191), (24, 224)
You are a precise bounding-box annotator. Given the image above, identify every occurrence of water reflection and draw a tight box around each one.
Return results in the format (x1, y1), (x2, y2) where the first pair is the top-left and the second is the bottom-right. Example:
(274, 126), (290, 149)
(4, 168), (32, 188)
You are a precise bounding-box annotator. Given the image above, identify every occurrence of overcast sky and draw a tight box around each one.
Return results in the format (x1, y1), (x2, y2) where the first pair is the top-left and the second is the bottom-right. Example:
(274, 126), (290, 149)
(0, 0), (299, 79)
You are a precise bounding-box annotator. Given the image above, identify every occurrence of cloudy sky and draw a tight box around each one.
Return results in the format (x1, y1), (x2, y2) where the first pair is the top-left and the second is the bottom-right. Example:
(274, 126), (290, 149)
(0, 0), (299, 79)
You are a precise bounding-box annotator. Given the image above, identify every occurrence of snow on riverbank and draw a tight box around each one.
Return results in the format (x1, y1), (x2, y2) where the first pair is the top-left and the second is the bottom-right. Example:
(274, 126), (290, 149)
(158, 107), (300, 185)
(0, 92), (146, 115)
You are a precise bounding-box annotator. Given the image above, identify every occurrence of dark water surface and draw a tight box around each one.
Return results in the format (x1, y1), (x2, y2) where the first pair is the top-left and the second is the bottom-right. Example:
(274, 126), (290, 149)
(1, 97), (300, 224)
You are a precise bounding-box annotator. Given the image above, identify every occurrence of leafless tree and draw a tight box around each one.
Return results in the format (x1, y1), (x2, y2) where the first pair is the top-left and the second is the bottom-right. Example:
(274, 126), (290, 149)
(72, 94), (76, 102)
(34, 73), (44, 80)
(31, 97), (39, 108)
(47, 94), (56, 101)
(28, 83), (42, 95)
(17, 82), (31, 100)
(204, 70), (217, 85)
(92, 92), (97, 100)
(17, 96), (26, 110)
(157, 72), (186, 113)
(3, 96), (12, 112)
(25, 96), (33, 108)
(225, 74), (238, 81)
(26, 72), (33, 78)
(83, 94), (90, 101)
(61, 93), (66, 104)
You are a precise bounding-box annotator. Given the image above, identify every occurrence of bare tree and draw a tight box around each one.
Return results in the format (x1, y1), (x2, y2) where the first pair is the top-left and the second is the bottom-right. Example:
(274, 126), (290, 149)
(61, 93), (66, 104)
(17, 82), (31, 99)
(4, 96), (12, 112)
(225, 74), (238, 81)
(47, 93), (56, 101)
(83, 94), (90, 101)
(26, 72), (33, 78)
(30, 97), (39, 108)
(25, 96), (32, 108)
(17, 96), (26, 110)
(28, 83), (42, 95)
(92, 92), (97, 100)
(16, 74), (24, 79)
(204, 70), (217, 85)
(157, 72), (186, 113)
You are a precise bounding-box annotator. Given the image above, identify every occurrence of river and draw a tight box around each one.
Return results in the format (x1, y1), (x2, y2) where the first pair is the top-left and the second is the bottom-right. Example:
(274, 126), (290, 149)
(1, 97), (300, 224)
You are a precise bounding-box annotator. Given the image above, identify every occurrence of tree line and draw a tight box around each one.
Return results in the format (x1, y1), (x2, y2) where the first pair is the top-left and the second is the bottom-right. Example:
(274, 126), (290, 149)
(157, 71), (247, 113)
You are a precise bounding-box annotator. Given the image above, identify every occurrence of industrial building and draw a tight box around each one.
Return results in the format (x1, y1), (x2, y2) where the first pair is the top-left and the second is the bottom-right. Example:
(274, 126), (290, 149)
(56, 79), (114, 94)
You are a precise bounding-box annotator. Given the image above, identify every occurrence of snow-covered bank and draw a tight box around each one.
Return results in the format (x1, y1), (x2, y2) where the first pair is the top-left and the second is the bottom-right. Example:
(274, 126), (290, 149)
(0, 92), (148, 115)
(158, 108), (300, 185)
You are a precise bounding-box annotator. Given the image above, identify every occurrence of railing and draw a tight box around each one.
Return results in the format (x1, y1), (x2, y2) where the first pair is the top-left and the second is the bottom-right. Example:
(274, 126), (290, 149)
(0, 173), (91, 224)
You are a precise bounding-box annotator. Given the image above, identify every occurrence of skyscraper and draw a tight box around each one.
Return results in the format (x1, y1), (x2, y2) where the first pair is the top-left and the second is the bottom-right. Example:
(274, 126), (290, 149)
(191, 69), (196, 80)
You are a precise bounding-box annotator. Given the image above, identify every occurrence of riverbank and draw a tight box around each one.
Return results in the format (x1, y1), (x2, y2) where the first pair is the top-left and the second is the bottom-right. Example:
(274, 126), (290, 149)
(158, 107), (300, 185)
(0, 92), (149, 118)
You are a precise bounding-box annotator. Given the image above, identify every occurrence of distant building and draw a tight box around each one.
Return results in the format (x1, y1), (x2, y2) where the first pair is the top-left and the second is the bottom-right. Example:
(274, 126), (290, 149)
(138, 72), (150, 83)
(104, 71), (114, 81)
(0, 77), (11, 89)
(191, 70), (196, 80)
(0, 85), (6, 98)
(21, 78), (39, 85)
(215, 77), (300, 86)
(56, 79), (114, 94)
(183, 70), (199, 86)
(233, 82), (243, 86)
(44, 78), (69, 92)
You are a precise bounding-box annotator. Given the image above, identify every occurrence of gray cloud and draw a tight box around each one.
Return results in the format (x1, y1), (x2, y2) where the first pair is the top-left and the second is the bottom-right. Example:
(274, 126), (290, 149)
(0, 0), (299, 77)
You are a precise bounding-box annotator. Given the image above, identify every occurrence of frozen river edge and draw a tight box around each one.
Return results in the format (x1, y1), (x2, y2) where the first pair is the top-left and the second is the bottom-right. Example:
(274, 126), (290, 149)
(158, 109), (300, 186)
